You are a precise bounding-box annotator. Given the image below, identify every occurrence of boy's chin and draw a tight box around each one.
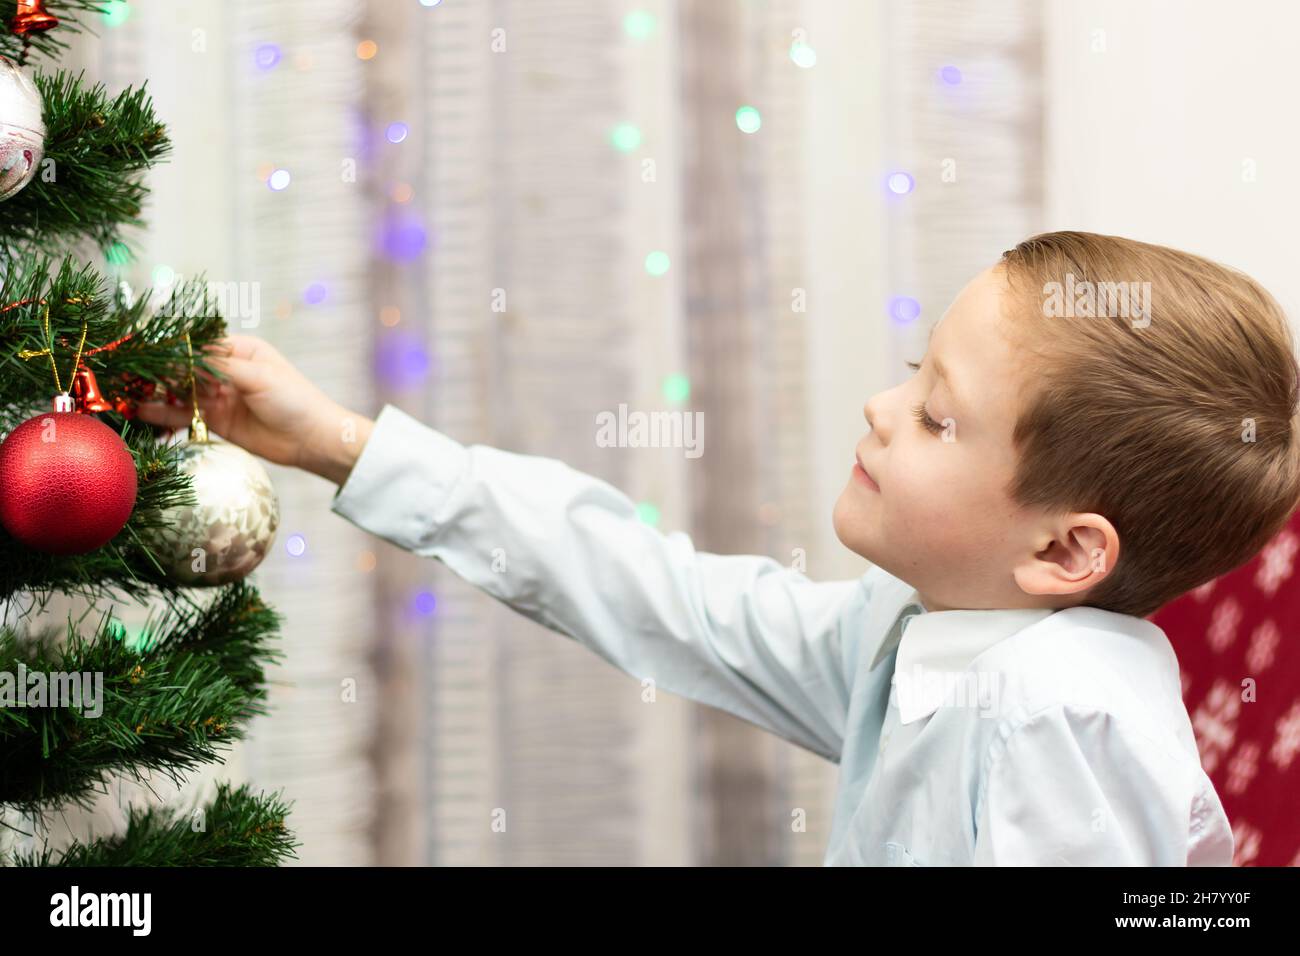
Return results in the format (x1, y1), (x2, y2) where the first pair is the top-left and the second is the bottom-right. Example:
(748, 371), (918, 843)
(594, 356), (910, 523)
(831, 500), (875, 562)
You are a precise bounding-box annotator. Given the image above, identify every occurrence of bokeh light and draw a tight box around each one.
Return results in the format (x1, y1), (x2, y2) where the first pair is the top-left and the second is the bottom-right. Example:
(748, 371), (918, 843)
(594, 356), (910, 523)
(644, 251), (671, 276)
(662, 374), (690, 404)
(610, 123), (642, 152)
(102, 1), (131, 28)
(255, 44), (281, 71)
(790, 42), (817, 68)
(377, 212), (428, 261)
(375, 331), (433, 389)
(887, 171), (915, 195)
(624, 11), (656, 40)
(890, 296), (922, 323)
(735, 105), (762, 134)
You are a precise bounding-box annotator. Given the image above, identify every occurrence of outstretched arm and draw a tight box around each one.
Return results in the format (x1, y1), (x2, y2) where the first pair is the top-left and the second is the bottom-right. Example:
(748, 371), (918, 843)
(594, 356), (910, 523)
(330, 404), (863, 762)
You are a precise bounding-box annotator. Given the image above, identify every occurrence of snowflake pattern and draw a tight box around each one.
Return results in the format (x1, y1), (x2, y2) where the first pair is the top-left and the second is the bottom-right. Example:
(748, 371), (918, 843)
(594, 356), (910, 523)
(1192, 679), (1241, 775)
(1206, 597), (1242, 654)
(1232, 819), (1262, 866)
(1245, 619), (1280, 674)
(1136, 514), (1300, 862)
(1225, 740), (1260, 796)
(1253, 529), (1297, 597)
(1269, 700), (1300, 772)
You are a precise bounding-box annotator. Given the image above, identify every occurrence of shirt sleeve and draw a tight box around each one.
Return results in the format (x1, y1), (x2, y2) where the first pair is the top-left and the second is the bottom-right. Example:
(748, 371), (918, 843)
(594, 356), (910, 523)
(330, 403), (863, 762)
(972, 702), (1221, 865)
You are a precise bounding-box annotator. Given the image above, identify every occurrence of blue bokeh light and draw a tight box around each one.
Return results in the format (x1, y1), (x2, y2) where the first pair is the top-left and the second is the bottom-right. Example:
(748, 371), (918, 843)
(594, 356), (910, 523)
(255, 44), (282, 71)
(887, 171), (915, 195)
(377, 212), (428, 261)
(414, 590), (438, 615)
(890, 297), (922, 323)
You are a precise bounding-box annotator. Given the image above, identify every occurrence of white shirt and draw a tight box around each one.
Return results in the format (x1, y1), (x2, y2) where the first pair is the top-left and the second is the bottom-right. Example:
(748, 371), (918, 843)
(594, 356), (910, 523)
(331, 404), (1235, 866)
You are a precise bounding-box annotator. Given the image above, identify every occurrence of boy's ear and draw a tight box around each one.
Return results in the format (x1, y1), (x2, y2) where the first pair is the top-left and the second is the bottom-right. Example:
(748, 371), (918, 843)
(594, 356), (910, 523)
(1012, 512), (1120, 600)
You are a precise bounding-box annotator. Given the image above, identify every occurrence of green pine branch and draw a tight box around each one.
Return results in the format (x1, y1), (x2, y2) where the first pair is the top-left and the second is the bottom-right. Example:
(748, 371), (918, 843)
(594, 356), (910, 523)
(0, 580), (284, 815)
(0, 415), (201, 603)
(0, 1), (108, 65)
(0, 68), (170, 259)
(0, 1), (296, 870)
(0, 253), (234, 603)
(0, 254), (227, 433)
(7, 782), (299, 867)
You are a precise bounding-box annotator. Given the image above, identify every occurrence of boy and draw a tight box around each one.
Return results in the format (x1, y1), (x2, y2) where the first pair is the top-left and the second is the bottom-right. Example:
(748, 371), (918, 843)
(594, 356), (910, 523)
(139, 231), (1300, 865)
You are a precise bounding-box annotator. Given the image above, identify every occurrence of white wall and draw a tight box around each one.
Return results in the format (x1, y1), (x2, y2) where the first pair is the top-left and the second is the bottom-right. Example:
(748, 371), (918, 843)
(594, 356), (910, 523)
(1044, 0), (1300, 320)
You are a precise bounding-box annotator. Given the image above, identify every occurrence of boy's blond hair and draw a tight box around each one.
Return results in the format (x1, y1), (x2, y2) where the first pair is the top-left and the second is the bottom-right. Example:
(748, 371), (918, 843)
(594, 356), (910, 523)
(998, 231), (1300, 618)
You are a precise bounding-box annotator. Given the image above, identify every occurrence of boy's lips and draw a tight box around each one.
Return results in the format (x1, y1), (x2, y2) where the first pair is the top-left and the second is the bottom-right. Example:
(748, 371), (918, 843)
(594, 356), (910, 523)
(853, 454), (880, 492)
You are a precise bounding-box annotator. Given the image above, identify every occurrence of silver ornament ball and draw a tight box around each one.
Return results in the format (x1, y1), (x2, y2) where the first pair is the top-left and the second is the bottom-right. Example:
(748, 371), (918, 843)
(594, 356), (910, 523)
(148, 437), (280, 586)
(0, 55), (46, 202)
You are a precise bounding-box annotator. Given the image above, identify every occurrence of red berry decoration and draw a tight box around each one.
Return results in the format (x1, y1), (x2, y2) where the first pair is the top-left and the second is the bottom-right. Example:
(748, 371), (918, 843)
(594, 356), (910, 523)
(0, 411), (137, 554)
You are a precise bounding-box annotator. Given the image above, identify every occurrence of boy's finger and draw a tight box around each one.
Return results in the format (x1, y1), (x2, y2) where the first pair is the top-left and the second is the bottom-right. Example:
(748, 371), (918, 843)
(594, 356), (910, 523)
(201, 354), (269, 394)
(136, 400), (193, 430)
(206, 334), (265, 363)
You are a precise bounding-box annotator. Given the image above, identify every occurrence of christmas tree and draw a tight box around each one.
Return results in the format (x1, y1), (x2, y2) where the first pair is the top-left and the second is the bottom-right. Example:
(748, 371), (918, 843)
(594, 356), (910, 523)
(0, 1), (296, 866)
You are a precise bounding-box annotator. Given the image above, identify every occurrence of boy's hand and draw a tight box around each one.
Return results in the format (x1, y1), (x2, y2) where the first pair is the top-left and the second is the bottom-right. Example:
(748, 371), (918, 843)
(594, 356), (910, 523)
(136, 334), (374, 487)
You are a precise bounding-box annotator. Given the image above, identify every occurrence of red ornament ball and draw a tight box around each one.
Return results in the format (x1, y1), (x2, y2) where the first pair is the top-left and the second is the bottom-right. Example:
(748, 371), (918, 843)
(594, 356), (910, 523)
(0, 411), (138, 555)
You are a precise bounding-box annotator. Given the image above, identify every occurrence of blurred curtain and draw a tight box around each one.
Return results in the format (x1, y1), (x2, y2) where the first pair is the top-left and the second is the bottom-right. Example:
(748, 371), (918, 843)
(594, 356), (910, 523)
(5, 0), (1054, 867)
(4, 0), (380, 867)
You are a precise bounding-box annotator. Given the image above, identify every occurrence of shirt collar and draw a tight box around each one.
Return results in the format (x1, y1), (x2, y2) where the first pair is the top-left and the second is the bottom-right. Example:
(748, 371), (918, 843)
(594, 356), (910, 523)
(870, 584), (1057, 725)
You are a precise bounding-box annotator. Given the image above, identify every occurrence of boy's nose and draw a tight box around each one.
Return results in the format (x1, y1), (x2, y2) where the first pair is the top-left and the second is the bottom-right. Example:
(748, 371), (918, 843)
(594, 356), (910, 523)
(863, 393), (886, 442)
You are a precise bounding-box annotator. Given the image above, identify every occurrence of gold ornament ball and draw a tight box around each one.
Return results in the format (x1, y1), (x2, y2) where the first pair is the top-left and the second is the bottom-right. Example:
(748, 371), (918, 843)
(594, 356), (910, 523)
(148, 437), (280, 586)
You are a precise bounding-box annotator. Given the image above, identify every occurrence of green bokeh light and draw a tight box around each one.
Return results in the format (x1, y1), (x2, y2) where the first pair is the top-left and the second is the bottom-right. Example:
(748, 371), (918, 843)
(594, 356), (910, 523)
(735, 106), (762, 134)
(624, 11), (656, 40)
(107, 620), (155, 652)
(105, 242), (132, 266)
(644, 251), (670, 276)
(636, 502), (661, 527)
(152, 264), (175, 287)
(103, 0), (132, 27)
(662, 374), (690, 404)
(610, 123), (642, 152)
(790, 42), (817, 68)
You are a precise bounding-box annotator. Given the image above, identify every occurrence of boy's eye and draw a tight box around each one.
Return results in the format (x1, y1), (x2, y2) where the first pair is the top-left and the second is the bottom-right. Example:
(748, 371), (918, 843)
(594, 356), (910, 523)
(911, 402), (944, 435)
(905, 359), (943, 434)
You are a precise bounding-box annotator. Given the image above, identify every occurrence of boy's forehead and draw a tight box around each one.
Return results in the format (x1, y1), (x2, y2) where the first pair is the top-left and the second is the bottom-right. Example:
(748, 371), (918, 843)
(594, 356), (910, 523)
(932, 275), (1000, 353)
(931, 268), (1021, 423)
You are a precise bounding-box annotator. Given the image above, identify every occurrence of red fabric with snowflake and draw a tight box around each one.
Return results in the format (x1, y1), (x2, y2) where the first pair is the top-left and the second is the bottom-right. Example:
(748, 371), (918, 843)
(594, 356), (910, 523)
(1149, 523), (1299, 866)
